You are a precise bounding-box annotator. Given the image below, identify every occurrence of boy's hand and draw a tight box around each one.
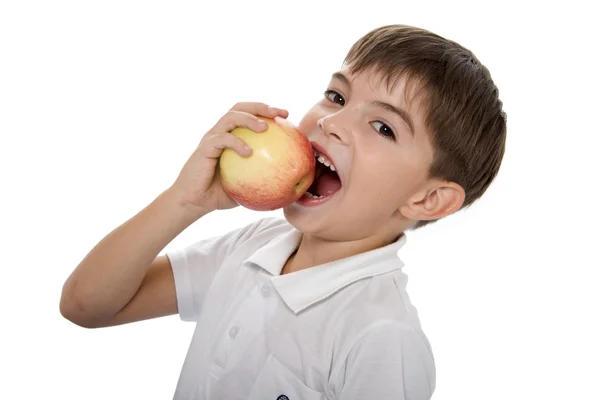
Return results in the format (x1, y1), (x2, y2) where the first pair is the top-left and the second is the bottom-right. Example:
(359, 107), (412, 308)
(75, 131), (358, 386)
(170, 102), (289, 214)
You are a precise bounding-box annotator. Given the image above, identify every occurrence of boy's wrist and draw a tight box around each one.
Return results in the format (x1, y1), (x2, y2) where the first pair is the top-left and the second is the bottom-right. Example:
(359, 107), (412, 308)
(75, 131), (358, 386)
(159, 187), (211, 225)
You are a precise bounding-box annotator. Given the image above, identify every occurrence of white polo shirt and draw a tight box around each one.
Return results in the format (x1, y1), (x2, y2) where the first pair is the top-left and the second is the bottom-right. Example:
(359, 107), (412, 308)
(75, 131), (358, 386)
(166, 217), (435, 400)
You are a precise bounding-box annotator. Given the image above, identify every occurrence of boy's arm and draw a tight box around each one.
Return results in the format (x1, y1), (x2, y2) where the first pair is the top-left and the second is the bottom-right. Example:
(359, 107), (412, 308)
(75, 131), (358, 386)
(59, 189), (205, 328)
(337, 322), (436, 400)
(59, 102), (289, 329)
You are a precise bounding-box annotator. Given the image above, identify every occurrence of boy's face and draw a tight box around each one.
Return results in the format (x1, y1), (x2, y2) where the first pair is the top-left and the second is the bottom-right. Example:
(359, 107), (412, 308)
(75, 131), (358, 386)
(283, 66), (436, 241)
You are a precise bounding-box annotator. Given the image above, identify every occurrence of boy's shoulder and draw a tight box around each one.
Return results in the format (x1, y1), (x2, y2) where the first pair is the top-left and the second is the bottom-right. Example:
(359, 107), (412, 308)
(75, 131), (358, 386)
(252, 215), (292, 234)
(214, 216), (293, 258)
(235, 216), (293, 245)
(168, 216), (290, 268)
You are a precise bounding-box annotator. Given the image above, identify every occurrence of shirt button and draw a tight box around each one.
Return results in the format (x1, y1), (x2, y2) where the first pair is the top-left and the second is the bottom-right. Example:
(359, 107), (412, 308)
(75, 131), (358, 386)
(277, 395), (289, 400)
(261, 285), (272, 298)
(228, 326), (240, 339)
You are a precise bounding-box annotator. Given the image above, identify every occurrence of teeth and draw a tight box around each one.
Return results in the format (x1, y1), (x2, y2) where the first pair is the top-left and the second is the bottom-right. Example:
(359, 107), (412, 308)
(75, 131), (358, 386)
(314, 151), (336, 172)
(303, 191), (324, 199)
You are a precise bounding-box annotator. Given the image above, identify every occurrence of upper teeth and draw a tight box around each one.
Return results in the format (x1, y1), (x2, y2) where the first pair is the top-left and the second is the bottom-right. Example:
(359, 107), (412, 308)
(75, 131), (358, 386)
(315, 151), (336, 171)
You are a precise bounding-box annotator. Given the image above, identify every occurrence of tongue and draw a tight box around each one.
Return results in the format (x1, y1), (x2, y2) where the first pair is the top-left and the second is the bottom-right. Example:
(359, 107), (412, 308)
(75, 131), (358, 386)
(315, 170), (342, 196)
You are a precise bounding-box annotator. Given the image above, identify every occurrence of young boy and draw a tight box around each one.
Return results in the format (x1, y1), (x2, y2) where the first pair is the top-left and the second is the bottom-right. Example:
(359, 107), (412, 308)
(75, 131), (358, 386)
(60, 24), (506, 399)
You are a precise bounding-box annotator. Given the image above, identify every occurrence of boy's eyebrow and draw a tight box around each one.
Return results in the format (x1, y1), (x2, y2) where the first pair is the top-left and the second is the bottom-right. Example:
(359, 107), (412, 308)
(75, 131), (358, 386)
(331, 71), (351, 87)
(370, 100), (415, 137)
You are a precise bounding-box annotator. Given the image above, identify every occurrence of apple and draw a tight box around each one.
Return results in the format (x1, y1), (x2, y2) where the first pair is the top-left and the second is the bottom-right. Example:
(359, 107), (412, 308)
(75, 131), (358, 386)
(219, 117), (315, 211)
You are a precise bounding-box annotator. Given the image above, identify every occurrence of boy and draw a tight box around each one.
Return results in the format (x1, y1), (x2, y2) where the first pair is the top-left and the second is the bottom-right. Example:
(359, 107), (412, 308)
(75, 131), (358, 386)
(60, 24), (506, 399)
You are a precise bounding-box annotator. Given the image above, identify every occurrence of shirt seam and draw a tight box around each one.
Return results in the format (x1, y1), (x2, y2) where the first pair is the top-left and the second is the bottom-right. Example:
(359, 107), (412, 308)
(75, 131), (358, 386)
(166, 249), (196, 321)
(331, 319), (415, 389)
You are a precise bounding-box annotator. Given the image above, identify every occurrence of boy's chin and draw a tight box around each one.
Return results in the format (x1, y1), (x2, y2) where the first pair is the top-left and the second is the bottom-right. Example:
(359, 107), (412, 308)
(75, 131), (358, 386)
(282, 201), (331, 234)
(281, 187), (347, 234)
(283, 207), (370, 243)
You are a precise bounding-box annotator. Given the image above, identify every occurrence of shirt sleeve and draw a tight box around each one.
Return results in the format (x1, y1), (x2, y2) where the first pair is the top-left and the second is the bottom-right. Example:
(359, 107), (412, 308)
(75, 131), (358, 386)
(337, 322), (436, 400)
(165, 217), (280, 322)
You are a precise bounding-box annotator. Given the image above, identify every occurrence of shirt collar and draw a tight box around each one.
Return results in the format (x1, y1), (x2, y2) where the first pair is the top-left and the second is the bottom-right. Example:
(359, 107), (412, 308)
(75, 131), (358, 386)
(243, 227), (407, 314)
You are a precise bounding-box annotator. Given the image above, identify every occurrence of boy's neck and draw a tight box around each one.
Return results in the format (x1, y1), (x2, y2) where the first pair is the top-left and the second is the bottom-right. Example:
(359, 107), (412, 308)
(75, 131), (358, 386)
(281, 230), (402, 275)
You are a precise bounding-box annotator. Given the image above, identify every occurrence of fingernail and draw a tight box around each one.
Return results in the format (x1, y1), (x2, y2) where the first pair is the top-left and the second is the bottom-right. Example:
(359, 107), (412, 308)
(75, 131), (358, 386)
(274, 116), (290, 126)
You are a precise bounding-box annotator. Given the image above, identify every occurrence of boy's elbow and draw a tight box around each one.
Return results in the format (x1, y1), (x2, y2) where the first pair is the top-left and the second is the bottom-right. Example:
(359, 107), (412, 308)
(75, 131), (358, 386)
(59, 284), (104, 329)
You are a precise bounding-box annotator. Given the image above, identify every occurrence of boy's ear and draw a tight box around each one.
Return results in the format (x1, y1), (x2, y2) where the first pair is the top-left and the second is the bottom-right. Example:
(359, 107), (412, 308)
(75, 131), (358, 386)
(400, 180), (465, 222)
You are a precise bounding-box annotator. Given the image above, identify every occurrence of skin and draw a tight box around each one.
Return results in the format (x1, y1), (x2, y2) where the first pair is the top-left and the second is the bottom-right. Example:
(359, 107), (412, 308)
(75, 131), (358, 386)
(282, 66), (465, 274)
(59, 68), (465, 328)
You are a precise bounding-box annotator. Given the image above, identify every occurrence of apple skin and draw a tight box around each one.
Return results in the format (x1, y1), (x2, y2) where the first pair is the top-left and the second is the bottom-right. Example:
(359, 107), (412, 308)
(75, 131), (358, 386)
(219, 117), (315, 211)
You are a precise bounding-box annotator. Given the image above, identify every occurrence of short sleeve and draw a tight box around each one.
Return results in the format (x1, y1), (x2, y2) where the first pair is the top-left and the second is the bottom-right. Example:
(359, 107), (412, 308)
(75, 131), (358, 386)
(166, 217), (280, 322)
(337, 322), (436, 400)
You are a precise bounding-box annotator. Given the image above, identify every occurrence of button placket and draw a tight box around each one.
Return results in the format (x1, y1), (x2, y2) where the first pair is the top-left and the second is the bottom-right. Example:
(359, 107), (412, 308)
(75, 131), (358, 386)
(261, 284), (272, 298)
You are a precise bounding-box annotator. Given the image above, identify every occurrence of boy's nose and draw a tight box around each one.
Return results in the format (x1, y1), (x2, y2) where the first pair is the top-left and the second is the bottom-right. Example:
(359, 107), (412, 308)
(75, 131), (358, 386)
(318, 114), (350, 144)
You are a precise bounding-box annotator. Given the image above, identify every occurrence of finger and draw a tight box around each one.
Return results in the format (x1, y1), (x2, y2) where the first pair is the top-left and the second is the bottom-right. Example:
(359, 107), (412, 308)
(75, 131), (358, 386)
(200, 132), (253, 159)
(230, 102), (289, 119)
(268, 106), (289, 119)
(214, 110), (268, 133)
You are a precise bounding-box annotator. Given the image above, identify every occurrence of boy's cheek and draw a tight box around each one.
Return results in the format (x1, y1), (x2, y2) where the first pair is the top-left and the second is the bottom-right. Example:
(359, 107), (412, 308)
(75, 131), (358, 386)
(298, 107), (323, 136)
(298, 119), (316, 138)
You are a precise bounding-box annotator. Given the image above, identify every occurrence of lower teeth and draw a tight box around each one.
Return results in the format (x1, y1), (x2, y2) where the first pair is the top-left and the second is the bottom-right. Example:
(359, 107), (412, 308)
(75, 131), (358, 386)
(304, 192), (323, 199)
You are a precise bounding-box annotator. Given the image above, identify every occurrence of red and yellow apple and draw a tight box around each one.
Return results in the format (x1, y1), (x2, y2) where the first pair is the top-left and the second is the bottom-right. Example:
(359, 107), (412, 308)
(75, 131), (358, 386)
(219, 117), (315, 211)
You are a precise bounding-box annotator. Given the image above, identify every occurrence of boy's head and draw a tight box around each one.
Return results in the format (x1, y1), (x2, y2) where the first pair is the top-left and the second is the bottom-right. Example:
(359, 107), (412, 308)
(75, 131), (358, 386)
(284, 24), (506, 243)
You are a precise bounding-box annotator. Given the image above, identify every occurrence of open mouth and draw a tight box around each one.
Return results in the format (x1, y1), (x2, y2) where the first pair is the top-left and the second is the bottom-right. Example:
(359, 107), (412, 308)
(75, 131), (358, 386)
(301, 147), (342, 204)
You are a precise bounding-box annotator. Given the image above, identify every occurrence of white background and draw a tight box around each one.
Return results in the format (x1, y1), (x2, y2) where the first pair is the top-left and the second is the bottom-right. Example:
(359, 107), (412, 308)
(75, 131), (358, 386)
(1, 0), (598, 399)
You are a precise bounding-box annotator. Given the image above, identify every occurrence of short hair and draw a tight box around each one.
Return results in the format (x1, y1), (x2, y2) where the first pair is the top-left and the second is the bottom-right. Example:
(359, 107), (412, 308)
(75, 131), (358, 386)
(345, 25), (507, 228)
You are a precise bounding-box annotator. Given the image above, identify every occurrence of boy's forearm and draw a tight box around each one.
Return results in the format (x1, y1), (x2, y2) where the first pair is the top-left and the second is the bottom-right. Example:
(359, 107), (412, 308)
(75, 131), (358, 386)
(60, 188), (207, 321)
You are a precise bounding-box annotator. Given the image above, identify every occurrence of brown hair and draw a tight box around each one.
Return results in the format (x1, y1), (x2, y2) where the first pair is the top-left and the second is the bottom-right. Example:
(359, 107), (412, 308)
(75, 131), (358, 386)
(344, 25), (507, 229)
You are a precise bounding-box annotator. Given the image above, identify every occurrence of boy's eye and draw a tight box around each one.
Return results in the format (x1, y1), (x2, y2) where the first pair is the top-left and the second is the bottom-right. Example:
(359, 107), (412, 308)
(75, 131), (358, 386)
(370, 121), (396, 140)
(324, 90), (345, 106)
